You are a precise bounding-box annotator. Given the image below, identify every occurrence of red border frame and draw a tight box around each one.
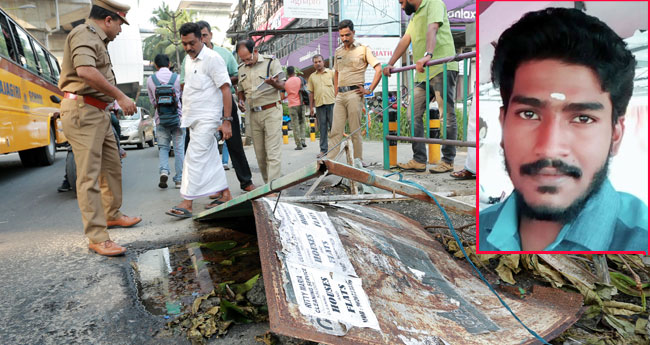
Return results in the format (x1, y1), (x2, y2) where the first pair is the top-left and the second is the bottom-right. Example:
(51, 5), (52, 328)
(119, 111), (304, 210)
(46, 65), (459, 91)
(474, 0), (649, 255)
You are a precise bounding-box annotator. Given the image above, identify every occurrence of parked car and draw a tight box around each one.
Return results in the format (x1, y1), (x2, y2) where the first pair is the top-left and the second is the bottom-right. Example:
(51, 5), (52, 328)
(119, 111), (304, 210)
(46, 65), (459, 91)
(118, 107), (155, 149)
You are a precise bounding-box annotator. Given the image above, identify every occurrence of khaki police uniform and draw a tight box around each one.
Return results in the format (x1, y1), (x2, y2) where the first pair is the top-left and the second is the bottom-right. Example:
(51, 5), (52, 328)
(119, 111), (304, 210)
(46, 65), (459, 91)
(59, 15), (125, 244)
(237, 54), (284, 183)
(328, 40), (379, 160)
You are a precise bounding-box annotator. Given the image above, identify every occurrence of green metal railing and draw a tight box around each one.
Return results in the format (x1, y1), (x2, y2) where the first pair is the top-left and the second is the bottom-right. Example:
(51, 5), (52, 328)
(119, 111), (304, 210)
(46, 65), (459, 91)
(382, 51), (476, 170)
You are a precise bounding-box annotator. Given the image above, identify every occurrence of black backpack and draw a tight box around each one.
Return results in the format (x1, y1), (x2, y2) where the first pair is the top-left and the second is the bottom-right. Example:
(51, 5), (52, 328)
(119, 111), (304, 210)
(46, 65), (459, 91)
(299, 76), (310, 106)
(151, 73), (180, 127)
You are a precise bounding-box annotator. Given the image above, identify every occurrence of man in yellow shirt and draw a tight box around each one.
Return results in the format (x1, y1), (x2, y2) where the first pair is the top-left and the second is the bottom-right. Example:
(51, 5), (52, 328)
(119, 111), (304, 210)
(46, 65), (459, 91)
(307, 54), (335, 158)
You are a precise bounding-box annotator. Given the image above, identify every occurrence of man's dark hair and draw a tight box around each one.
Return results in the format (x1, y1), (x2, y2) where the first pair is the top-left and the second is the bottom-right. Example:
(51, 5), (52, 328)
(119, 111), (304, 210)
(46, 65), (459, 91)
(197, 20), (211, 33)
(312, 54), (323, 62)
(89, 5), (120, 21)
(179, 22), (201, 38)
(491, 7), (636, 125)
(154, 54), (170, 68)
(287, 66), (295, 75)
(338, 19), (354, 31)
(236, 39), (255, 54)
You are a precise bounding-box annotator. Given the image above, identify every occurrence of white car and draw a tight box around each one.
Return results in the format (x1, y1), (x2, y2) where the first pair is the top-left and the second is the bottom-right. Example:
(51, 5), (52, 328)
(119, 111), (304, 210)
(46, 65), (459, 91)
(118, 107), (155, 149)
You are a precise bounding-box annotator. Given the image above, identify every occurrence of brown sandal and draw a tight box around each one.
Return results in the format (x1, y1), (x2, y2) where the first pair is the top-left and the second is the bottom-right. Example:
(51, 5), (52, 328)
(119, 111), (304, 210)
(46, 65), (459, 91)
(450, 169), (475, 180)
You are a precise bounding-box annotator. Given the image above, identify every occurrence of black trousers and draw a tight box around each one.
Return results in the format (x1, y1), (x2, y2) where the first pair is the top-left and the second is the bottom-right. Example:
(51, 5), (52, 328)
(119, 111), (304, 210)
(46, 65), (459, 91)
(224, 95), (253, 190)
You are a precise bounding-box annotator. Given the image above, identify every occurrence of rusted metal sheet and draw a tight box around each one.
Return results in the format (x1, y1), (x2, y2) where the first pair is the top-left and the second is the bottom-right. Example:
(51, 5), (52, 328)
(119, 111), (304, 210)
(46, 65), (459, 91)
(194, 161), (324, 221)
(254, 200), (584, 345)
(322, 159), (475, 216)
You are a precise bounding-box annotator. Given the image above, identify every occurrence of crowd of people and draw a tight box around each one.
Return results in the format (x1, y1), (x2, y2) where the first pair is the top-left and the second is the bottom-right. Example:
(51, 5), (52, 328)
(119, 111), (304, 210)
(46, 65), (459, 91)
(59, 0), (473, 256)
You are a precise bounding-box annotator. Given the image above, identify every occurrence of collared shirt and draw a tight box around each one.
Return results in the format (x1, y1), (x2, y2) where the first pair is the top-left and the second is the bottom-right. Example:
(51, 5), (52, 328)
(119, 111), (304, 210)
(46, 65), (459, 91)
(59, 19), (116, 102)
(479, 179), (649, 252)
(307, 68), (335, 107)
(237, 54), (284, 108)
(406, 0), (458, 83)
(146, 67), (182, 125)
(334, 40), (379, 87)
(285, 76), (302, 107)
(181, 45), (231, 127)
(180, 43), (238, 93)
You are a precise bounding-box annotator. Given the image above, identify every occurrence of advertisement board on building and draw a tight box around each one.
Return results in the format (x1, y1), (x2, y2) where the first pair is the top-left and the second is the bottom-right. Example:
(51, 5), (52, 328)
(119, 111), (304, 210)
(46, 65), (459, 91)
(339, 0), (402, 36)
(280, 32), (338, 70)
(253, 7), (296, 46)
(446, 0), (476, 24)
(284, 0), (328, 19)
(356, 36), (400, 92)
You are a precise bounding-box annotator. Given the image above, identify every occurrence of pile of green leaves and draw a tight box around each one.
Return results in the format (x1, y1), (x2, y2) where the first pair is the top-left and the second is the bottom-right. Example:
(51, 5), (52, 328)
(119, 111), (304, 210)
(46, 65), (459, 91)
(445, 240), (650, 344)
(166, 274), (267, 345)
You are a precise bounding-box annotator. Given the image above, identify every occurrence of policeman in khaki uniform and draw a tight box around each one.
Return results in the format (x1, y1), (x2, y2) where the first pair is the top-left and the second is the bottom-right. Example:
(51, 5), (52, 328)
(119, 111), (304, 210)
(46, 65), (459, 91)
(328, 20), (382, 164)
(236, 39), (285, 184)
(59, 0), (141, 257)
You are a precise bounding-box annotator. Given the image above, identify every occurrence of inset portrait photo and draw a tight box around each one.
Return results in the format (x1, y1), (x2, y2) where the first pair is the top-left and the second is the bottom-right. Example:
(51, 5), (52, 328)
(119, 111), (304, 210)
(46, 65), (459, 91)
(477, 2), (648, 253)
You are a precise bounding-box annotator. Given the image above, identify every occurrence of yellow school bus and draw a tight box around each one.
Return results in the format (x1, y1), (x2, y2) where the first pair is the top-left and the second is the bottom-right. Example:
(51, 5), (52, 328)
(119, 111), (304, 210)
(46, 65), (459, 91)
(0, 7), (65, 166)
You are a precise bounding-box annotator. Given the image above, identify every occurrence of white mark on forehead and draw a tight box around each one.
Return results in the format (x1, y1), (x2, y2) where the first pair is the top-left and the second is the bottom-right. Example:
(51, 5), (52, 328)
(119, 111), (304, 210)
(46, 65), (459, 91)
(550, 92), (566, 101)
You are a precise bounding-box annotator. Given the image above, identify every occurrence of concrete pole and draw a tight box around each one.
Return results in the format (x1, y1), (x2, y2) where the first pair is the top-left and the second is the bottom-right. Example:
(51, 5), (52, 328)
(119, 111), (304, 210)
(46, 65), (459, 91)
(327, 1), (333, 67)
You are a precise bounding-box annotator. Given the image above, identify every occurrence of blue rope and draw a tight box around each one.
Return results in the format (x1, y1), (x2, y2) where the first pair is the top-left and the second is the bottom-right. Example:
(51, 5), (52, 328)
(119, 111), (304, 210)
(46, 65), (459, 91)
(381, 171), (551, 344)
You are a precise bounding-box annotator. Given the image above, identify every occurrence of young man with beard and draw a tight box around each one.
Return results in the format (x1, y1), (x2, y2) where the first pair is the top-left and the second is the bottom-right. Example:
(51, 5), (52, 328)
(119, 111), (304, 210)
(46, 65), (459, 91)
(479, 8), (648, 252)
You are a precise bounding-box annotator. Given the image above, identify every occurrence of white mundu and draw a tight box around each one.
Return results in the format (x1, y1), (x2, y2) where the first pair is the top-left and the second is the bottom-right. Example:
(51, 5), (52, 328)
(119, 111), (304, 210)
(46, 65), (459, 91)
(180, 45), (231, 199)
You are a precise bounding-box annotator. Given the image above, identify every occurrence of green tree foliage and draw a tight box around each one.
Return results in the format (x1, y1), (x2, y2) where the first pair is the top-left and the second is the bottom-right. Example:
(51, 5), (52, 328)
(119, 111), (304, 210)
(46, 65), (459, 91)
(142, 3), (196, 72)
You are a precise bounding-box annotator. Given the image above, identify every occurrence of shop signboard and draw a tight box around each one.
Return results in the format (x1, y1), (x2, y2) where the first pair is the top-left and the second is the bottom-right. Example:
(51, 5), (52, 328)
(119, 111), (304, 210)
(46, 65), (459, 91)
(446, 0), (476, 24)
(284, 0), (328, 19)
(280, 32), (338, 70)
(253, 7), (296, 46)
(357, 36), (400, 92)
(339, 0), (401, 37)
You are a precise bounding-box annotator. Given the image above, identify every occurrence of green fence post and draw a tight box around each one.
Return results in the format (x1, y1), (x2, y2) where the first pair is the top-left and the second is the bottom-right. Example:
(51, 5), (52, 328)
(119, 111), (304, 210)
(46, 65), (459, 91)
(462, 57), (469, 141)
(410, 69), (415, 137)
(382, 64), (390, 170)
(425, 65), (430, 139)
(396, 72), (401, 137)
(365, 98), (369, 139)
(442, 62), (447, 139)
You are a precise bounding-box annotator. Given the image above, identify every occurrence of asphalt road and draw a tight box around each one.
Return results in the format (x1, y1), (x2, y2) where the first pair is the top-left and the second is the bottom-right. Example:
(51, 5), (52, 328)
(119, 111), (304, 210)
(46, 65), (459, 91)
(0, 138), (472, 344)
(0, 145), (199, 345)
(0, 140), (340, 345)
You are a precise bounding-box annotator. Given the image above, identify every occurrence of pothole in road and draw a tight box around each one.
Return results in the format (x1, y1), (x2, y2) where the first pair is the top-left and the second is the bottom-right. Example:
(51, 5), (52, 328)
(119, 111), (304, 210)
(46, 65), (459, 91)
(132, 219), (314, 344)
(132, 226), (263, 318)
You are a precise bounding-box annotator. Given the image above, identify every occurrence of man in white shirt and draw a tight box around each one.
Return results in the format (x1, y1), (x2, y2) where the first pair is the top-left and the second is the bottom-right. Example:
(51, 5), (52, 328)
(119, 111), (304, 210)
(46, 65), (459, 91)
(166, 22), (233, 218)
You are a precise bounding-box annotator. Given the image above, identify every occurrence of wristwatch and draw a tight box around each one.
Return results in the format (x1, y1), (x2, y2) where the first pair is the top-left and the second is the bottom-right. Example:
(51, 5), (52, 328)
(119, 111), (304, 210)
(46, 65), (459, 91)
(222, 117), (233, 122)
(424, 51), (433, 58)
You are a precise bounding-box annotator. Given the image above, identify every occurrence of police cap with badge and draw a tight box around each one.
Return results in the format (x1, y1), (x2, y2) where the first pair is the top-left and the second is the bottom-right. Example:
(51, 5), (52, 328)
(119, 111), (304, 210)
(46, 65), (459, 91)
(93, 0), (131, 25)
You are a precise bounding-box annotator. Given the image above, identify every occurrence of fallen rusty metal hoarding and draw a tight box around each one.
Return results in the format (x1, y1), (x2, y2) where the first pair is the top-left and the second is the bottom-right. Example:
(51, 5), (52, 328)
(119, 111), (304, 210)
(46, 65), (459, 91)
(195, 160), (581, 344)
(253, 200), (584, 345)
(195, 160), (474, 221)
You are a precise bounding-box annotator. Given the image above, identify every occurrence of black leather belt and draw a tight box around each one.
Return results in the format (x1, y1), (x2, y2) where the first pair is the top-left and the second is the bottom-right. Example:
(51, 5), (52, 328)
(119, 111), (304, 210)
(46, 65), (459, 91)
(338, 85), (360, 93)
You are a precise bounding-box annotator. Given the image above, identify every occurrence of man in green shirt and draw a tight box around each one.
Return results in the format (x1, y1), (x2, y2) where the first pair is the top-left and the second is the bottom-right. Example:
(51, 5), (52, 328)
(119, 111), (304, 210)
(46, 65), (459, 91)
(180, 21), (256, 198)
(384, 0), (459, 174)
